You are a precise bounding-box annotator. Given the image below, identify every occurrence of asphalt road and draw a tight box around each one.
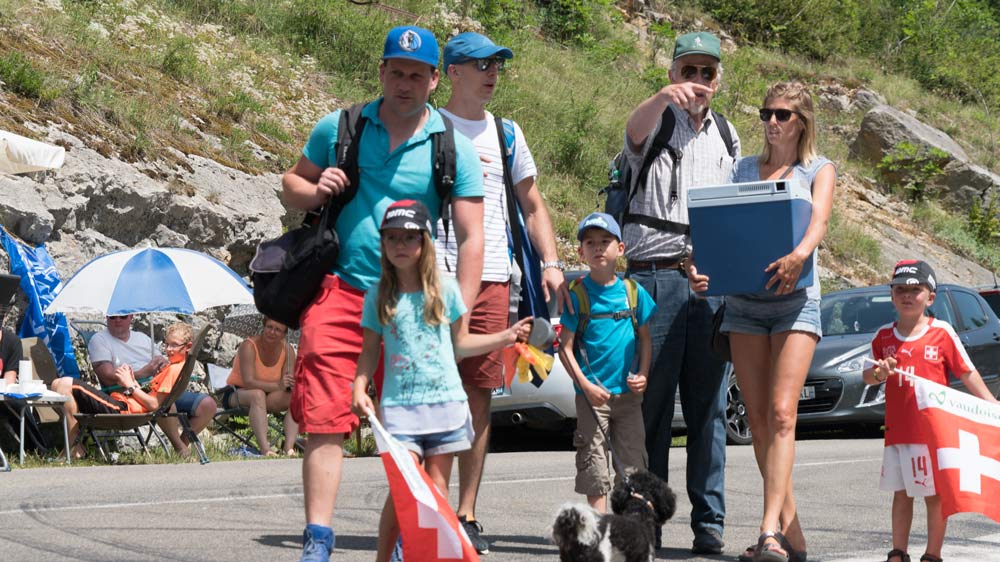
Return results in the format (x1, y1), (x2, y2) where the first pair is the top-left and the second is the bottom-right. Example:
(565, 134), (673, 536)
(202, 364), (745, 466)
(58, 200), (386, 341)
(1, 438), (998, 561)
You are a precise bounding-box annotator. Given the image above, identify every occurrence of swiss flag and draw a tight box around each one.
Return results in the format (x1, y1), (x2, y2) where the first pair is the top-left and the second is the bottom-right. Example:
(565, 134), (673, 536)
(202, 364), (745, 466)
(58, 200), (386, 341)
(368, 413), (481, 562)
(909, 375), (1000, 523)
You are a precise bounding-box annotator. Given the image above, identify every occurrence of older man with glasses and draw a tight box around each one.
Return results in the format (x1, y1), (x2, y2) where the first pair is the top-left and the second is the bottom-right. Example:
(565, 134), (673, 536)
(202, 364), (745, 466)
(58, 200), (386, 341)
(621, 31), (741, 554)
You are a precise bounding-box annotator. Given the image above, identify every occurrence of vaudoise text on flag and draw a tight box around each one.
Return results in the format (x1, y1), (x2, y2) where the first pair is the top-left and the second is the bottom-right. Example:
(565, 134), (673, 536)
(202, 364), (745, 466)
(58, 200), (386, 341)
(909, 375), (1000, 523)
(367, 411), (480, 562)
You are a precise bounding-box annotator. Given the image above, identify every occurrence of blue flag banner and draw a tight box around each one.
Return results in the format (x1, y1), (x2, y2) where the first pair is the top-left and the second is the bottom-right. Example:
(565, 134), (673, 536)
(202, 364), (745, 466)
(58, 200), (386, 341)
(1, 228), (80, 378)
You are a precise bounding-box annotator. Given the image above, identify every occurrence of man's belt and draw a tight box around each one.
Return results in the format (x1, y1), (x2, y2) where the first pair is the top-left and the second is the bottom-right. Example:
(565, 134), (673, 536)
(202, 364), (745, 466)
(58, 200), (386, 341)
(627, 258), (686, 271)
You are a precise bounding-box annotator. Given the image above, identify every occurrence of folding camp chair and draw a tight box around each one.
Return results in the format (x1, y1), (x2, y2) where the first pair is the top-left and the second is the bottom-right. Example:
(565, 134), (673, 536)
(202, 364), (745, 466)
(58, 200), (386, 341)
(73, 326), (211, 464)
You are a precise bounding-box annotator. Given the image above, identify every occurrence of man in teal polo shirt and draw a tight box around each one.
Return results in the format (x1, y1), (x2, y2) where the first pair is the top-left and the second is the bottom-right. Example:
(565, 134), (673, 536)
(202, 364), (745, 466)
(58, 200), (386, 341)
(281, 25), (484, 562)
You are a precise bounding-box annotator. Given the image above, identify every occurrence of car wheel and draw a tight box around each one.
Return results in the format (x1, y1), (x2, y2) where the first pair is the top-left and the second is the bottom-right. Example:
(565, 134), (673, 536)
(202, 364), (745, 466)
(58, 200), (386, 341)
(725, 366), (753, 446)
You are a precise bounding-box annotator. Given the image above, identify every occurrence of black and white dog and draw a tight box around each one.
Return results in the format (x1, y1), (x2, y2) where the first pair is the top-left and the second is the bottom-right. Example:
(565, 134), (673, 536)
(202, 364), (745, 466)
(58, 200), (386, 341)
(551, 470), (676, 562)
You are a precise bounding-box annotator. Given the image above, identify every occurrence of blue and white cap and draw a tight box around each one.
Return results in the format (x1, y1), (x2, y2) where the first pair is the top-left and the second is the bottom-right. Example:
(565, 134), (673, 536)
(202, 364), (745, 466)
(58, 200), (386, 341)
(577, 212), (622, 241)
(383, 26), (439, 67)
(443, 32), (514, 69)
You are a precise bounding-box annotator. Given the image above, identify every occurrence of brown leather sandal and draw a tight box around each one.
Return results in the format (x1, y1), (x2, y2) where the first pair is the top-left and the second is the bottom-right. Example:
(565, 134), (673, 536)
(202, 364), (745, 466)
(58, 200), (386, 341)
(919, 555), (942, 562)
(887, 549), (911, 562)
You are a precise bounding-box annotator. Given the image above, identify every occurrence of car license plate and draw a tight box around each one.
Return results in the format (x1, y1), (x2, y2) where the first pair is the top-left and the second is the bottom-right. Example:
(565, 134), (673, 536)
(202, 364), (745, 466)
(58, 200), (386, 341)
(799, 386), (816, 401)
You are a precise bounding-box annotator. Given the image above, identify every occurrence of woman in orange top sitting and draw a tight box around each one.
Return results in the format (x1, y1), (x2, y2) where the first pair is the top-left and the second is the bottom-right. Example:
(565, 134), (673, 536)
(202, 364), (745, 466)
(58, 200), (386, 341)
(223, 317), (298, 456)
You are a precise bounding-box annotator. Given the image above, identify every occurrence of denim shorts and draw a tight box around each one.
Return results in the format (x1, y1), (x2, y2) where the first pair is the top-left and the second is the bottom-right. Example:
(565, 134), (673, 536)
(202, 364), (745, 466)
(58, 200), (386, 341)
(394, 425), (471, 458)
(174, 391), (211, 417)
(721, 293), (822, 338)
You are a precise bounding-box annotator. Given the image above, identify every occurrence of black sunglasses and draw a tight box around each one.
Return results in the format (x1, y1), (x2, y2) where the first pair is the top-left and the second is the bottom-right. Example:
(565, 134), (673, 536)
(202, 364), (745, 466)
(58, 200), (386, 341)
(759, 108), (799, 122)
(463, 57), (506, 72)
(680, 64), (718, 82)
(107, 315), (130, 320)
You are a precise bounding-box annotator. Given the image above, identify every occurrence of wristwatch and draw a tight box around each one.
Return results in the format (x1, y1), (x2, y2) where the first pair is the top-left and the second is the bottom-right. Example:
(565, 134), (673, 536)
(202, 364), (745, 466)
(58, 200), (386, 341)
(541, 260), (565, 271)
(123, 385), (139, 397)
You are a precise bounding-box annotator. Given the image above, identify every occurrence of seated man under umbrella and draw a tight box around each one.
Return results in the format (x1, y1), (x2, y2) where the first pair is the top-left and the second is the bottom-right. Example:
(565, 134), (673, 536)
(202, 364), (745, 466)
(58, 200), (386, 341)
(51, 320), (216, 458)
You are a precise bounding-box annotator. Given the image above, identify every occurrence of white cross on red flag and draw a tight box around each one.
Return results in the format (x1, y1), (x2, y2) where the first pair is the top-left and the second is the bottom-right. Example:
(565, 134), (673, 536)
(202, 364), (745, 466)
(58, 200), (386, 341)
(910, 375), (1000, 523)
(368, 412), (481, 562)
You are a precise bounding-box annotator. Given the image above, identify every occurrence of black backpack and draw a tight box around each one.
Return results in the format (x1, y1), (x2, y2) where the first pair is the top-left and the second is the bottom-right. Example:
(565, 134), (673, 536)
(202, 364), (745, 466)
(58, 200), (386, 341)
(600, 107), (736, 236)
(250, 102), (456, 329)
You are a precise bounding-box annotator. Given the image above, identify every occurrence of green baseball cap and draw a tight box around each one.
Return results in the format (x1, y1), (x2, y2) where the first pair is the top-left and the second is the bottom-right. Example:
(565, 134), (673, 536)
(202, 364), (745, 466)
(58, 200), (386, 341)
(673, 31), (721, 61)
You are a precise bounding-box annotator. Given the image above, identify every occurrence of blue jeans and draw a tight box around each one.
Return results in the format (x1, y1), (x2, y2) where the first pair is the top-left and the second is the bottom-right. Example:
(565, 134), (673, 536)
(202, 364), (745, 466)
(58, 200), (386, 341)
(627, 268), (727, 537)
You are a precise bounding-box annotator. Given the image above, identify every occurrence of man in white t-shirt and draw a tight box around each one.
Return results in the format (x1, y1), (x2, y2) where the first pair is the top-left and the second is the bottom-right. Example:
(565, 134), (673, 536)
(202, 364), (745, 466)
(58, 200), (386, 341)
(436, 32), (569, 554)
(88, 314), (168, 389)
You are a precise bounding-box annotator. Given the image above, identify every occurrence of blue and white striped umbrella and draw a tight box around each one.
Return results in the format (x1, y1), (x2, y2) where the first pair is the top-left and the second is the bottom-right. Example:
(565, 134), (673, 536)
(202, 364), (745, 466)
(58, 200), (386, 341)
(45, 247), (252, 315)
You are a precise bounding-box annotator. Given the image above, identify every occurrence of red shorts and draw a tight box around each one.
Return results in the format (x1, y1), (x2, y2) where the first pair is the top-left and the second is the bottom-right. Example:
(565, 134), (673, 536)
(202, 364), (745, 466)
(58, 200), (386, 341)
(291, 275), (383, 435)
(458, 281), (510, 389)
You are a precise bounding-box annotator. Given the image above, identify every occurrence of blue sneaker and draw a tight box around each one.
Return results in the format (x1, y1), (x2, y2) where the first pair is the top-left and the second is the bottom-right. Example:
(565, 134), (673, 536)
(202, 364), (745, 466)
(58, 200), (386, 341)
(390, 535), (404, 562)
(300, 524), (335, 562)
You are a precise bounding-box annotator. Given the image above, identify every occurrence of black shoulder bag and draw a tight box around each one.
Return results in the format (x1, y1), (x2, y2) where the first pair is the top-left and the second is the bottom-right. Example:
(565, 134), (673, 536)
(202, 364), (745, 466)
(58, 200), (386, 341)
(249, 103), (368, 329)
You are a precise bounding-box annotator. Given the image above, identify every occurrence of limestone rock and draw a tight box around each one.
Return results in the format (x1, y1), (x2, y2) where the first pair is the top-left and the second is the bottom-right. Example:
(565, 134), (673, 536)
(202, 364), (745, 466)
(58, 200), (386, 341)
(934, 160), (1000, 209)
(850, 104), (969, 165)
(852, 89), (886, 111)
(0, 175), (58, 244)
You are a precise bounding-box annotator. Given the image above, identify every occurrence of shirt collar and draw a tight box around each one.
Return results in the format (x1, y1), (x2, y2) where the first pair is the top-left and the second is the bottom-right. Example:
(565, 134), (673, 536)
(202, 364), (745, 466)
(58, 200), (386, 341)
(363, 99), (444, 137)
(670, 104), (714, 133)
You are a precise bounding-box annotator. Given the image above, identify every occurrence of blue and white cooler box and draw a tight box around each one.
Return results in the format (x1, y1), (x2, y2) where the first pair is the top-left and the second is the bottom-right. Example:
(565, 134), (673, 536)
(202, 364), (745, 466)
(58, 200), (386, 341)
(688, 178), (813, 296)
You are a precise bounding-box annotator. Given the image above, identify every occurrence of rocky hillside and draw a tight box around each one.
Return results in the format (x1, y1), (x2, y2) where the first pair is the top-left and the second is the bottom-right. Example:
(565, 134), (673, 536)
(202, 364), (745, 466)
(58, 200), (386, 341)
(2, 0), (999, 341)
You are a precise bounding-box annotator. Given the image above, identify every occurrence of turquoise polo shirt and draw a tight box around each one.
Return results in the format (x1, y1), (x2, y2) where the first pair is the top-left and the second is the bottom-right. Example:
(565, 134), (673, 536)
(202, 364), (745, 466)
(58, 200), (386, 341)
(302, 99), (484, 290)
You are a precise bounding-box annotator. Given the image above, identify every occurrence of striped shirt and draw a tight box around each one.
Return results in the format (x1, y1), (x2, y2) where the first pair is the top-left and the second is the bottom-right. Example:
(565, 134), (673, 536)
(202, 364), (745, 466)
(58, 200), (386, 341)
(435, 109), (538, 282)
(622, 104), (740, 261)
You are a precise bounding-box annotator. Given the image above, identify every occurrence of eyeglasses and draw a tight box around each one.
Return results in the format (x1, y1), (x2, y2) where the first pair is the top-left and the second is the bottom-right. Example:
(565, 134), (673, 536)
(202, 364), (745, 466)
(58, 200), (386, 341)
(680, 64), (718, 82)
(758, 108), (800, 122)
(164, 340), (190, 351)
(463, 57), (506, 72)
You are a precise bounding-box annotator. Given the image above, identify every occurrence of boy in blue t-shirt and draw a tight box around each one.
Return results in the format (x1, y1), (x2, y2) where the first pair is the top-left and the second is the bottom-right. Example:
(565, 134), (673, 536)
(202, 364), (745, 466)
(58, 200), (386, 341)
(559, 212), (657, 513)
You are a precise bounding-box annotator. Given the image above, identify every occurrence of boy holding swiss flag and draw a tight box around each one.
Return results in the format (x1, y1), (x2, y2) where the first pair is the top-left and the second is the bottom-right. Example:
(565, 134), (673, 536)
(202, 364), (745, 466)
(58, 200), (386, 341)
(863, 260), (1000, 562)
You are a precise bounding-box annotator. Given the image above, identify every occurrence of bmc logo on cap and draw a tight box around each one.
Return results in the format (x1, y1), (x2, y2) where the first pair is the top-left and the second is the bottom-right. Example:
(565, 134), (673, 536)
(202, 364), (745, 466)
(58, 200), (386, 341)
(896, 265), (918, 275)
(398, 30), (421, 52)
(584, 217), (609, 229)
(386, 208), (416, 219)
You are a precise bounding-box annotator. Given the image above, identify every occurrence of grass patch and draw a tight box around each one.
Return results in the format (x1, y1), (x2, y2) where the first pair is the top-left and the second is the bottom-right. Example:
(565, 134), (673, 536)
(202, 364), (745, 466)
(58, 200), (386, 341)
(824, 209), (882, 269)
(0, 51), (59, 102)
(913, 201), (1000, 273)
(210, 89), (263, 122)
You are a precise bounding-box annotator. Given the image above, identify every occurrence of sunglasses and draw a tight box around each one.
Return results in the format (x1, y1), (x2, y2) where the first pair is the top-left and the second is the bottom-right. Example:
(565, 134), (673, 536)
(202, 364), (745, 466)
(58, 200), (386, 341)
(107, 315), (130, 320)
(758, 108), (800, 122)
(679, 64), (718, 82)
(463, 57), (506, 72)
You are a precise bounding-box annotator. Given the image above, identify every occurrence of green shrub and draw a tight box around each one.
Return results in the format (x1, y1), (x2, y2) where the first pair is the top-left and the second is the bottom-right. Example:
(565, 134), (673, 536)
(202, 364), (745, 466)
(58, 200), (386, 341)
(877, 142), (949, 201)
(968, 193), (1000, 245)
(211, 89), (263, 122)
(539, 0), (613, 44)
(161, 36), (200, 80)
(0, 51), (59, 102)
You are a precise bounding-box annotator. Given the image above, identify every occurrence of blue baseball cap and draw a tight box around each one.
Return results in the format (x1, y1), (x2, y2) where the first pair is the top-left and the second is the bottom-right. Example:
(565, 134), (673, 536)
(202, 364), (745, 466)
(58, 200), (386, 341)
(443, 32), (514, 69)
(577, 212), (622, 241)
(383, 26), (439, 67)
